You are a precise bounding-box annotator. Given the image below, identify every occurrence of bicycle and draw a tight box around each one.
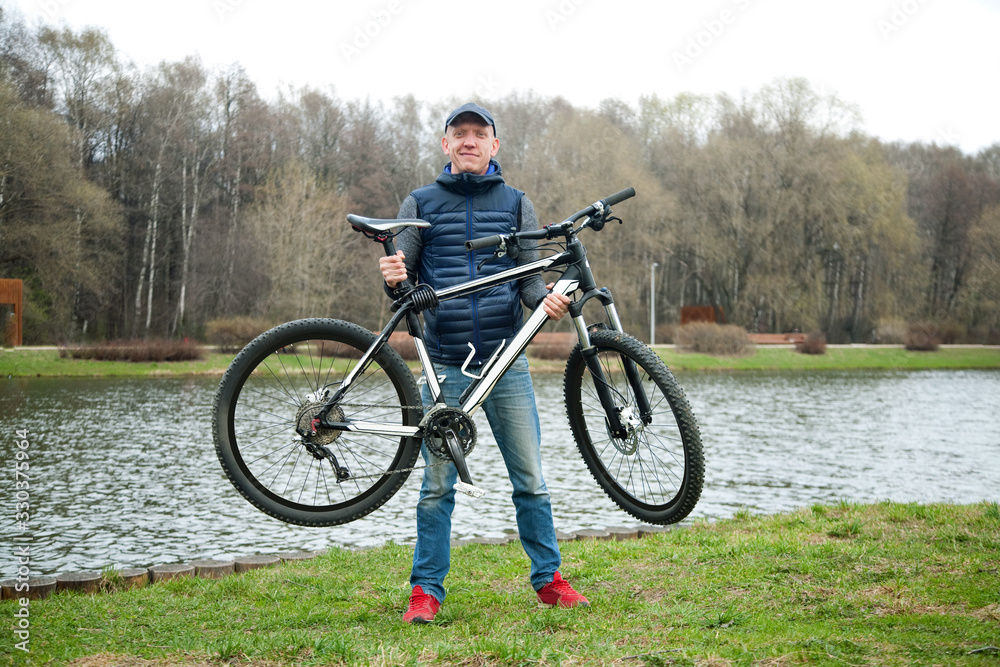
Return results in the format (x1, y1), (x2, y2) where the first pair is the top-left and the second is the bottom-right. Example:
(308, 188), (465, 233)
(212, 187), (704, 528)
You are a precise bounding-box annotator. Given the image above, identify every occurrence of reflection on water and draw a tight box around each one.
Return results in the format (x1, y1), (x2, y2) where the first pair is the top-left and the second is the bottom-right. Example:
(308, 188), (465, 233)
(1, 369), (998, 576)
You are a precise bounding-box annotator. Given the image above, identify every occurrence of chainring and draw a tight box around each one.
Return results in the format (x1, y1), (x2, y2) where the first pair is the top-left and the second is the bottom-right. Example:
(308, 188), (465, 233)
(423, 407), (477, 461)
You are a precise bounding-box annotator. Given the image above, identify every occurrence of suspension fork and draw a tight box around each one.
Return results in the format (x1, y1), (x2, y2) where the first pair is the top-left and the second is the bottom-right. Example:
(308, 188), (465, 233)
(570, 288), (653, 434)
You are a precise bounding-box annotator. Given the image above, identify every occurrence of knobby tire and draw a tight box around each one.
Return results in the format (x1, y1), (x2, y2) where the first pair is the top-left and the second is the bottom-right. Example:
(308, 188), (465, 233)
(212, 318), (422, 526)
(564, 330), (704, 524)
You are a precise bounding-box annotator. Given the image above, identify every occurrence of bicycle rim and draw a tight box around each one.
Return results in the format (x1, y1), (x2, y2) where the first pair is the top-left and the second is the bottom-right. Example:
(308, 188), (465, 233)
(213, 319), (421, 526)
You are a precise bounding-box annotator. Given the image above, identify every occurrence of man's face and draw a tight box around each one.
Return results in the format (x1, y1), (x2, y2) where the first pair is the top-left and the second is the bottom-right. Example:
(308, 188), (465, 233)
(442, 117), (499, 175)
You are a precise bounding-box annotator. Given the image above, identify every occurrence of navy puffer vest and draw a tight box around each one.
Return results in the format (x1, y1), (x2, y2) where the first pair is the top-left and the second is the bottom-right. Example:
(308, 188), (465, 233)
(411, 160), (523, 366)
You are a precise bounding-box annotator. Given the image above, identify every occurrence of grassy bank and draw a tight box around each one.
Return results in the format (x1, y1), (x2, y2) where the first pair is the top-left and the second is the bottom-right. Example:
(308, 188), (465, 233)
(655, 345), (1000, 372)
(2, 345), (999, 377)
(0, 349), (236, 378)
(5, 502), (998, 665)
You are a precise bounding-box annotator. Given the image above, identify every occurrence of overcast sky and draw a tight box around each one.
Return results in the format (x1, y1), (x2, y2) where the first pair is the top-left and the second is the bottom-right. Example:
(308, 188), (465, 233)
(7, 0), (1000, 154)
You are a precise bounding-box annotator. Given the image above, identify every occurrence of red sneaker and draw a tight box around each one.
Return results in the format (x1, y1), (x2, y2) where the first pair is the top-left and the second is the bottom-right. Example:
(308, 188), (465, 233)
(403, 585), (441, 624)
(536, 572), (589, 608)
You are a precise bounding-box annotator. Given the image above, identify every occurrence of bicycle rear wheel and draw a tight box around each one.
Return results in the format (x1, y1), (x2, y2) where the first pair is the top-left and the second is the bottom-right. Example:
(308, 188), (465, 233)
(564, 329), (703, 524)
(213, 318), (422, 526)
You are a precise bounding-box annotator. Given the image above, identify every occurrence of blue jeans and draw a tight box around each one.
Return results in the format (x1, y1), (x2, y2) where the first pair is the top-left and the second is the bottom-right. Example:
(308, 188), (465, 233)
(410, 354), (561, 602)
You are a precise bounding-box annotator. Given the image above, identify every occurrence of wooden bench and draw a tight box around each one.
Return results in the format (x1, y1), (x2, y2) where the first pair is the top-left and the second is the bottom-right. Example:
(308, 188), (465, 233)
(747, 333), (806, 345)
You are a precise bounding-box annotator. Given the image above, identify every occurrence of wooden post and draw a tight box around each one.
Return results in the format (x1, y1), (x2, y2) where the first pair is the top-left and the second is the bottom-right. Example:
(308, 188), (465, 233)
(56, 571), (102, 594)
(276, 551), (320, 563)
(0, 279), (23, 346)
(0, 576), (56, 600)
(116, 568), (150, 589)
(148, 563), (195, 583)
(233, 555), (280, 573)
(574, 529), (613, 541)
(605, 526), (641, 541)
(191, 559), (235, 579)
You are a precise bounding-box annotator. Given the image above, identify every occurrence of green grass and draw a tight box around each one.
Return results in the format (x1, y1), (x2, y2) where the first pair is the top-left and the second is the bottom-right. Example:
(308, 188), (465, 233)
(654, 345), (1000, 371)
(2, 345), (999, 377)
(0, 348), (236, 377)
(5, 502), (999, 665)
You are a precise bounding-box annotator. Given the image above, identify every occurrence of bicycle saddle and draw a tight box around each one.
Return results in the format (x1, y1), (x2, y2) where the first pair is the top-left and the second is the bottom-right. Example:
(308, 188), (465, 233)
(347, 214), (430, 234)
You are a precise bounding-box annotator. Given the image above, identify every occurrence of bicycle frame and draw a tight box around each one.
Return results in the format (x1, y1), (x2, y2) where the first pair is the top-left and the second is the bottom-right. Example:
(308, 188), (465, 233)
(317, 216), (645, 446)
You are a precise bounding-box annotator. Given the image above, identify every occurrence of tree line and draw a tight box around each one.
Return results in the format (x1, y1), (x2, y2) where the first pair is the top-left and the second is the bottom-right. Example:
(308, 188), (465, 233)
(2, 12), (998, 345)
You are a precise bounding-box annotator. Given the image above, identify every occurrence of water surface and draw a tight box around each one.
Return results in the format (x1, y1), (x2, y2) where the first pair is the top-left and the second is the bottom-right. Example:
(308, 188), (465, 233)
(1, 369), (997, 577)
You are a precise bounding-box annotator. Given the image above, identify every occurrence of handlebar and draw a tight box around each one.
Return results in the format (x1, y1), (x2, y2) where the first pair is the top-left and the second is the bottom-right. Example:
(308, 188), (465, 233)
(565, 187), (636, 223)
(466, 234), (504, 251)
(602, 186), (636, 208)
(463, 187), (635, 252)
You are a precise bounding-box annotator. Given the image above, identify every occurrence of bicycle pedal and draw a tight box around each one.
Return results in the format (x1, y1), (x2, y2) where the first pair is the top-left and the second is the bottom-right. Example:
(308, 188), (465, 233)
(453, 481), (486, 499)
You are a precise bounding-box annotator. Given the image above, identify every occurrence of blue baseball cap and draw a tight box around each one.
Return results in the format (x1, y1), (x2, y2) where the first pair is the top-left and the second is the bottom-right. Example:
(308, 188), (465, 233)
(445, 102), (497, 137)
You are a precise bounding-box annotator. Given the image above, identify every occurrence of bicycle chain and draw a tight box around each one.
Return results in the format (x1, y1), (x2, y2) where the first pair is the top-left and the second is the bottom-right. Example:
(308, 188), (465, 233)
(316, 401), (451, 482)
(338, 459), (449, 482)
(333, 401), (425, 411)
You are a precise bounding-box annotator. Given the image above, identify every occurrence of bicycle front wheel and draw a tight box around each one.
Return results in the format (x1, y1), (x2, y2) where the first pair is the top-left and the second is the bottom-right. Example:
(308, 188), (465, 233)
(213, 318), (422, 526)
(564, 329), (704, 524)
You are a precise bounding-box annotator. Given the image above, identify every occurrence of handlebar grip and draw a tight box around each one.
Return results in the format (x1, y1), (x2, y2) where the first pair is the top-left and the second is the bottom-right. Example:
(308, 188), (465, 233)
(601, 187), (636, 208)
(465, 235), (503, 251)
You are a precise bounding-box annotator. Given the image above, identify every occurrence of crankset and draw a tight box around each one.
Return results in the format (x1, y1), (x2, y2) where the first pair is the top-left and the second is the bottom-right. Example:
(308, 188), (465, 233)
(423, 406), (477, 460)
(420, 405), (486, 498)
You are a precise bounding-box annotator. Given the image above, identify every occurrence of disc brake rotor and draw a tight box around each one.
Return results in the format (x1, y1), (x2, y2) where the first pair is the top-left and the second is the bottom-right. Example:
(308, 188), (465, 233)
(606, 405), (643, 455)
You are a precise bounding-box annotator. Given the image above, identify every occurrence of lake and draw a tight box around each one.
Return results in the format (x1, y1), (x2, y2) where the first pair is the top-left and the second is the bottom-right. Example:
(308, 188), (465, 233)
(1, 368), (998, 577)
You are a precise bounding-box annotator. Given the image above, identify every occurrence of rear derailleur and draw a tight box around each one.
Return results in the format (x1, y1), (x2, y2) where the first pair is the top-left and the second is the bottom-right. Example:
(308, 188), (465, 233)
(295, 389), (350, 482)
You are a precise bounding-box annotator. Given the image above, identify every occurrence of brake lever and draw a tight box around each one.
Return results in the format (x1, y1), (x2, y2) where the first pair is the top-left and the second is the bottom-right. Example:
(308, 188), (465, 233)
(475, 237), (520, 271)
(587, 210), (622, 232)
(476, 254), (495, 271)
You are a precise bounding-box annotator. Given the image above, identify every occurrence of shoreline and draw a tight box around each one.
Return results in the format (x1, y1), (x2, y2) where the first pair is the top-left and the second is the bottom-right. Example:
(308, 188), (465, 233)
(3, 344), (1000, 378)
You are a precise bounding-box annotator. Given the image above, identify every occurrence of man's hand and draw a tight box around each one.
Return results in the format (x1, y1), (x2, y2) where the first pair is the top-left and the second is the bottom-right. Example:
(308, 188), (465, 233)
(542, 283), (571, 321)
(379, 251), (407, 288)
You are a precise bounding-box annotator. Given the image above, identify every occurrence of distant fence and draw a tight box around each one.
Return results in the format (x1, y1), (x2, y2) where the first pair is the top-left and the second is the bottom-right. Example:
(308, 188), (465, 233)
(680, 305), (723, 325)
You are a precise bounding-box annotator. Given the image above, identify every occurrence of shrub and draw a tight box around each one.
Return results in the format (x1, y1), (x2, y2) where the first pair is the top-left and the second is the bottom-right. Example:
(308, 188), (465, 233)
(905, 322), (940, 351)
(938, 320), (966, 344)
(969, 325), (1000, 345)
(796, 331), (827, 355)
(676, 323), (755, 357)
(308, 334), (417, 361)
(205, 316), (272, 353)
(388, 332), (418, 361)
(874, 318), (908, 344)
(60, 339), (204, 362)
(654, 323), (676, 345)
(527, 333), (577, 360)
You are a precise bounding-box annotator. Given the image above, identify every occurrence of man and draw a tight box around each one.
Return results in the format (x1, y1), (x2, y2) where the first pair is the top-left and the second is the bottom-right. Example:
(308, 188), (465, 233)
(379, 102), (588, 624)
